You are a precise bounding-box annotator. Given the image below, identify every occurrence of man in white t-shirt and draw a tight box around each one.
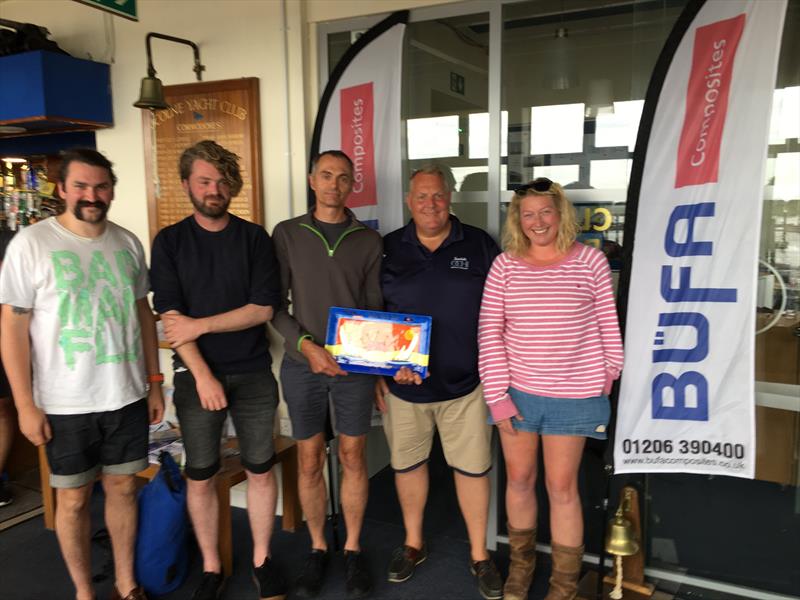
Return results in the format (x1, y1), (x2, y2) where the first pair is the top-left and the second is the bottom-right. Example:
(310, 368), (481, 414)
(0, 148), (164, 600)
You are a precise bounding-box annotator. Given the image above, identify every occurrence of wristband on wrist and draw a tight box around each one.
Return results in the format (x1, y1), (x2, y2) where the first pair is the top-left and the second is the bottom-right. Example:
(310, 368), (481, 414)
(297, 334), (314, 352)
(147, 373), (165, 384)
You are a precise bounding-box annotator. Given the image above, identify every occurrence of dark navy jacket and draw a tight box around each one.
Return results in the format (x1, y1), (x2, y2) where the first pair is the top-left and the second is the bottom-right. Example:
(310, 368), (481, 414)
(381, 216), (500, 403)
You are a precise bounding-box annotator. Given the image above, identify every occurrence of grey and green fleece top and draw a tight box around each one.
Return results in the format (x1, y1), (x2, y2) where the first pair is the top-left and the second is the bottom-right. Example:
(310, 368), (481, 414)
(272, 208), (383, 363)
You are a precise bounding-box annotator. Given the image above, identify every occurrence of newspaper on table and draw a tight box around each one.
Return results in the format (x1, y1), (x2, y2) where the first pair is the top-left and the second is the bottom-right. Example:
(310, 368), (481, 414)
(147, 422), (184, 465)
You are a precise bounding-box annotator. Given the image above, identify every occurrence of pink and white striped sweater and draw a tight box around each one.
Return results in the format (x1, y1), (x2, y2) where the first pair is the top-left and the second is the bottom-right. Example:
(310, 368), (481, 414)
(478, 243), (624, 422)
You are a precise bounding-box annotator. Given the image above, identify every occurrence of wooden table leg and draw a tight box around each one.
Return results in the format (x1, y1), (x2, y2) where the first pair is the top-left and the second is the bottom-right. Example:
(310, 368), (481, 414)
(280, 445), (301, 532)
(216, 476), (234, 577)
(38, 446), (55, 530)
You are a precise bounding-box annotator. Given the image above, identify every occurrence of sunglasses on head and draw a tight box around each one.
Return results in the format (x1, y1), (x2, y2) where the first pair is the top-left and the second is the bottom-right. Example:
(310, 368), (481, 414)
(515, 178), (554, 195)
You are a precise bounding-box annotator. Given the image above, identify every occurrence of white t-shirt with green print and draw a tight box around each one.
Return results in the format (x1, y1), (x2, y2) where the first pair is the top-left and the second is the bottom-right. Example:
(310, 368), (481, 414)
(0, 218), (150, 415)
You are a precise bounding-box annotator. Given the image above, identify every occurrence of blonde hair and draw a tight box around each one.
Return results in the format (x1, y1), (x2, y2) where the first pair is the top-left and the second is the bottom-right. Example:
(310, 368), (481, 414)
(502, 181), (579, 256)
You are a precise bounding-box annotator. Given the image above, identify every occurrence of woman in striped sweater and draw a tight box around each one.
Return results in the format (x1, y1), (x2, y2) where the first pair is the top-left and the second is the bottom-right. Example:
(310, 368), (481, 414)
(478, 178), (623, 600)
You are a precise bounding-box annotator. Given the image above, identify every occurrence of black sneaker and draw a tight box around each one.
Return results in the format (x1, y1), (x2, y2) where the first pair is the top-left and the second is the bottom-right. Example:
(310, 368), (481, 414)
(191, 571), (225, 600)
(294, 549), (329, 598)
(0, 481), (12, 507)
(470, 558), (503, 600)
(387, 543), (428, 583)
(344, 550), (373, 599)
(253, 556), (287, 600)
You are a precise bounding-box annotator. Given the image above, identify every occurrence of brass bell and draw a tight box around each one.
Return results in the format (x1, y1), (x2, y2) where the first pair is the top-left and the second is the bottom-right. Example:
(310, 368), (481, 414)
(605, 505), (640, 557)
(134, 76), (169, 110)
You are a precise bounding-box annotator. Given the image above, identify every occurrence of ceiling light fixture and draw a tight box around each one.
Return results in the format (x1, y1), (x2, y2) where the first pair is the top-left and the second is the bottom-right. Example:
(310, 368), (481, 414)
(585, 78), (615, 118)
(545, 26), (579, 91)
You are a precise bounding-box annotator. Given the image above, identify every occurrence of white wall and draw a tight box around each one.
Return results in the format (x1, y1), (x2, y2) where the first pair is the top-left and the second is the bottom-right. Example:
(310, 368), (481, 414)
(0, 0), (309, 241)
(0, 0), (464, 236)
(0, 0), (318, 427)
(305, 0), (461, 23)
(0, 0), (447, 465)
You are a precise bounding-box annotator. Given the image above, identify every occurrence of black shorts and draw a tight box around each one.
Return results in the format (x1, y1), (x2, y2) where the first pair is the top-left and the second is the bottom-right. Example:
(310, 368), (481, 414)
(173, 369), (279, 481)
(45, 399), (149, 488)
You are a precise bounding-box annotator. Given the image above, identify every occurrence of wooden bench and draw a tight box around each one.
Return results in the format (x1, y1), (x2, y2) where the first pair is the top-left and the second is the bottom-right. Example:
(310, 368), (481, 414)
(39, 435), (302, 576)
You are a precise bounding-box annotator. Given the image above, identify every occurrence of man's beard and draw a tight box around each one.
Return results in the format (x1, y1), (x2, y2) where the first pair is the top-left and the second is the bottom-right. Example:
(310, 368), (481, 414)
(190, 190), (230, 219)
(73, 200), (109, 223)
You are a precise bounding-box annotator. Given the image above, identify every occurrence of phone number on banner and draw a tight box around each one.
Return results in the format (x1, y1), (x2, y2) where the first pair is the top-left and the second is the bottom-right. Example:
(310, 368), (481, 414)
(621, 438), (745, 459)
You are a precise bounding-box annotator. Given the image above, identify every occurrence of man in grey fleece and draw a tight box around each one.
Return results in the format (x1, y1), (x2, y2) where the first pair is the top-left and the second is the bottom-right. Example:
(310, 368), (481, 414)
(272, 150), (382, 599)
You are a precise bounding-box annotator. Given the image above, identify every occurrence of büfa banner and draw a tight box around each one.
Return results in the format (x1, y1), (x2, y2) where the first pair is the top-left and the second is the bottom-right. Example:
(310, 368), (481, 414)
(614, 0), (787, 478)
(309, 11), (407, 233)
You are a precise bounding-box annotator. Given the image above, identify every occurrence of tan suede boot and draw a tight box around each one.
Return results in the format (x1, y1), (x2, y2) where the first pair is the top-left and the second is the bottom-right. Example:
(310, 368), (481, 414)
(544, 543), (584, 600)
(503, 524), (537, 600)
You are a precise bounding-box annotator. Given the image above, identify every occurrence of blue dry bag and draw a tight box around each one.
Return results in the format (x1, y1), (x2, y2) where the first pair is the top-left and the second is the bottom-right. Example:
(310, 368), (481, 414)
(134, 451), (189, 595)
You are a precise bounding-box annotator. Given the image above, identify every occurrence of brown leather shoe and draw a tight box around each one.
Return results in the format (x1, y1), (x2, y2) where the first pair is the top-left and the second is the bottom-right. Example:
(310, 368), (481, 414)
(470, 557), (503, 600)
(387, 543), (428, 583)
(109, 585), (148, 600)
(504, 524), (537, 600)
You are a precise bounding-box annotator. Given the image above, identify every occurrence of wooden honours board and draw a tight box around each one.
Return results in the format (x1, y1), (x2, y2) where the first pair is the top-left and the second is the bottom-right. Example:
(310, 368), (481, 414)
(143, 78), (262, 242)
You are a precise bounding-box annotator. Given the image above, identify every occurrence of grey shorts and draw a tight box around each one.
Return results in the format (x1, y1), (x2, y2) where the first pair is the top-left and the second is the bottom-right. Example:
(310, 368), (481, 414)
(173, 369), (279, 480)
(280, 355), (375, 440)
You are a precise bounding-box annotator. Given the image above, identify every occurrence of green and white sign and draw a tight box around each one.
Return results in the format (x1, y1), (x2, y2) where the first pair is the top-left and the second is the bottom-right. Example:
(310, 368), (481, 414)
(75, 0), (137, 21)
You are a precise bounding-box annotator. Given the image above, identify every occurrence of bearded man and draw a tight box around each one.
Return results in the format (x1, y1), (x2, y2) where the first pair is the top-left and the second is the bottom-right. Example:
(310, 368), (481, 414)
(0, 148), (164, 600)
(150, 140), (285, 600)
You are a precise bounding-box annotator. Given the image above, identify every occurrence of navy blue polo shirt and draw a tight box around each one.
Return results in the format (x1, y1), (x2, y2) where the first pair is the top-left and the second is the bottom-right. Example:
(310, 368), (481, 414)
(381, 216), (500, 403)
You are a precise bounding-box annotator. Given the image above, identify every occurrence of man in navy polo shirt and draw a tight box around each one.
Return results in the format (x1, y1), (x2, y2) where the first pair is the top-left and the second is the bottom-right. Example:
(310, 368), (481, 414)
(376, 164), (502, 600)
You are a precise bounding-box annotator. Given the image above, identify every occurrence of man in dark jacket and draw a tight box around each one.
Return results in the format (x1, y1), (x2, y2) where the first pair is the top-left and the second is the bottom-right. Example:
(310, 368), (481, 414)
(272, 150), (382, 599)
(150, 140), (285, 600)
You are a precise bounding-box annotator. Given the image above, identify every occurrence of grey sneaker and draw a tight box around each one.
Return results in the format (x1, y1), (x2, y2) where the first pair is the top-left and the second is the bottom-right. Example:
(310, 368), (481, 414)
(470, 558), (503, 600)
(387, 543), (428, 583)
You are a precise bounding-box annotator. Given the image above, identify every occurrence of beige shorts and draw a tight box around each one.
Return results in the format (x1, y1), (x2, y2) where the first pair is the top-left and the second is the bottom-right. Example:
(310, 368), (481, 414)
(382, 384), (492, 476)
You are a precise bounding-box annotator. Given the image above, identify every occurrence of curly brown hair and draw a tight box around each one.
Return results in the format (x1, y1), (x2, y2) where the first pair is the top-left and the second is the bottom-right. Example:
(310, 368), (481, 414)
(179, 140), (243, 196)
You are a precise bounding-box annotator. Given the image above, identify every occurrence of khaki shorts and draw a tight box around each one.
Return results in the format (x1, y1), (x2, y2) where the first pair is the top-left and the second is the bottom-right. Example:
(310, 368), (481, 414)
(383, 384), (492, 476)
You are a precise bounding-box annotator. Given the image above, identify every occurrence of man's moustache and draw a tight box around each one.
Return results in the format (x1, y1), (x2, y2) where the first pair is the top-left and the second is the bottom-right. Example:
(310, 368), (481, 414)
(77, 201), (106, 209)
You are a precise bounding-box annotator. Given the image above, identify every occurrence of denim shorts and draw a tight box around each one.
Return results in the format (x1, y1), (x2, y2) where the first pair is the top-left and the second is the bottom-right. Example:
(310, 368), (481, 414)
(280, 355), (375, 440)
(173, 369), (279, 480)
(508, 387), (610, 439)
(46, 399), (149, 488)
